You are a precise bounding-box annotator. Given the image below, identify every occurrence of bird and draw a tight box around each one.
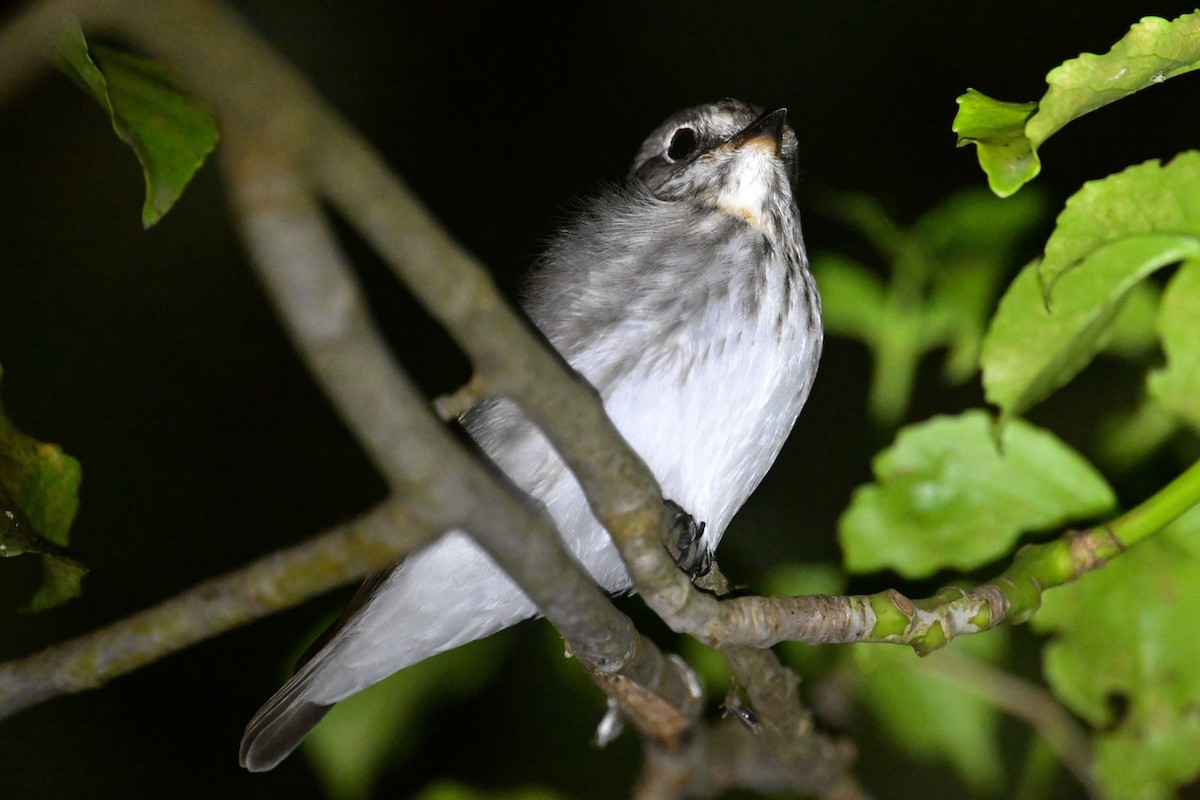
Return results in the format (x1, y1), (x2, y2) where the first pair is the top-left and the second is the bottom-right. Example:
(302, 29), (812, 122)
(240, 98), (822, 771)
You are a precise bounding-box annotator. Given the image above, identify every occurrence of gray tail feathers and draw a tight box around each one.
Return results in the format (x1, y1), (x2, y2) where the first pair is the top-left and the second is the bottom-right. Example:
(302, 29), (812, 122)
(240, 567), (398, 771)
(238, 537), (543, 771)
(239, 656), (333, 772)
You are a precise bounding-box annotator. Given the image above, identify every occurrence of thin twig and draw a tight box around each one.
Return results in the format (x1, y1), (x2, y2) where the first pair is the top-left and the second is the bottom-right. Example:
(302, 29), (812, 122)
(918, 651), (1099, 796)
(0, 500), (428, 717)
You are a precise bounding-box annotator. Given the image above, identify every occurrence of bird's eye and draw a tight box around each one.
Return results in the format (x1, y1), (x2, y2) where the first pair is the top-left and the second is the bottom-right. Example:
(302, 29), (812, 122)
(667, 127), (698, 161)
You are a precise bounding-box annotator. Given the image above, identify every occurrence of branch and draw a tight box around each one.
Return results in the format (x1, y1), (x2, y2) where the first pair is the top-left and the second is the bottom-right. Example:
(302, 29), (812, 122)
(0, 0), (715, 755)
(0, 5), (872, 793)
(44, 0), (714, 633)
(219, 133), (700, 736)
(3, 0), (1196, 721)
(696, 456), (1200, 653)
(0, 501), (431, 717)
(657, 566), (864, 800)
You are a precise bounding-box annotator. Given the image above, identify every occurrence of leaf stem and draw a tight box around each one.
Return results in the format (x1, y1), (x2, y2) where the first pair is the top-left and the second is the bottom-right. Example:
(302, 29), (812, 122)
(1107, 456), (1200, 549)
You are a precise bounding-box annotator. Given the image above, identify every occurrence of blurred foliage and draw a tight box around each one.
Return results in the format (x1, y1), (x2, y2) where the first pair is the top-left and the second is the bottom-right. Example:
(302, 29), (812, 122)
(854, 628), (1010, 795)
(811, 187), (1047, 428)
(1095, 391), (1180, 472)
(412, 780), (566, 800)
(0, 362), (84, 611)
(826, 14), (1200, 799)
(304, 634), (512, 800)
(1034, 506), (1200, 798)
(1148, 258), (1200, 432)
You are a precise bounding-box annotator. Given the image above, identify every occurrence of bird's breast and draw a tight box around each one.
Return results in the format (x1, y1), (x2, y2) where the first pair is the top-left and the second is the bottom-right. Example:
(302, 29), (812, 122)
(591, 248), (819, 544)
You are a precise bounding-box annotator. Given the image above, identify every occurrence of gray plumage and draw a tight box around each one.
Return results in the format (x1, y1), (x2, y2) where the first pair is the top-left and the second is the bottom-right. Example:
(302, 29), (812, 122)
(240, 98), (822, 771)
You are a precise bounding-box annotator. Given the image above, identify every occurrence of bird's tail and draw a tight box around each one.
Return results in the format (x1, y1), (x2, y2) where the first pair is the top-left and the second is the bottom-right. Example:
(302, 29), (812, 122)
(239, 531), (539, 771)
(239, 653), (338, 772)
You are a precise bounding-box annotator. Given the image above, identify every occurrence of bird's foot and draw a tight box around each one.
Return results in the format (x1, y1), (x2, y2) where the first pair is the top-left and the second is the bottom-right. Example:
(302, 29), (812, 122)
(664, 498), (712, 579)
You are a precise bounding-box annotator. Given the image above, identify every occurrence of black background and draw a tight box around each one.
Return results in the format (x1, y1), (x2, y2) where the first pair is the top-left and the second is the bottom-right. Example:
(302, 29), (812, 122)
(2, 2), (1199, 798)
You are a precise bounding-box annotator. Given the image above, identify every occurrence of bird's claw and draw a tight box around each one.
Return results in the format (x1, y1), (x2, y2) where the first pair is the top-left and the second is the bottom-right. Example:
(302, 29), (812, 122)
(664, 498), (713, 579)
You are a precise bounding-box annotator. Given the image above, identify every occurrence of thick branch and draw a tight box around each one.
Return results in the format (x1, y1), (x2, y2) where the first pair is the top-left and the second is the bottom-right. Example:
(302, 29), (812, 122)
(31, 0), (712, 632)
(0, 0), (701, 740)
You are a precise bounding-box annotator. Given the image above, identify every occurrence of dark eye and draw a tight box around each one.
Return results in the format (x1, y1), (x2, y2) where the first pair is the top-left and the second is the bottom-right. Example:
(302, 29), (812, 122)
(667, 127), (698, 161)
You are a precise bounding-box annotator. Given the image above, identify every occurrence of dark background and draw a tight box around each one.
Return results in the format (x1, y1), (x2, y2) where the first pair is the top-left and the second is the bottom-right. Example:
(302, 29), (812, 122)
(2, 1), (1199, 798)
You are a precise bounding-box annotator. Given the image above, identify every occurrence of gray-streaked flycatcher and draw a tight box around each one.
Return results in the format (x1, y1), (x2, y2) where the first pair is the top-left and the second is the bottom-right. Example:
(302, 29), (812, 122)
(241, 98), (822, 771)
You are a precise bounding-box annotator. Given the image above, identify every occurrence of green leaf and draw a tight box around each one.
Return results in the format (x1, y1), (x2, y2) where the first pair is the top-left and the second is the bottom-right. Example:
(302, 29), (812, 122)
(0, 363), (85, 611)
(304, 635), (509, 800)
(982, 236), (1198, 424)
(55, 23), (219, 228)
(1026, 12), (1200, 148)
(412, 781), (566, 800)
(982, 154), (1200, 417)
(855, 627), (1009, 794)
(54, 22), (110, 113)
(952, 90), (1039, 198)
(25, 556), (89, 613)
(1032, 507), (1200, 799)
(1040, 152), (1200, 290)
(839, 410), (1116, 578)
(1148, 259), (1200, 433)
(955, 11), (1200, 196)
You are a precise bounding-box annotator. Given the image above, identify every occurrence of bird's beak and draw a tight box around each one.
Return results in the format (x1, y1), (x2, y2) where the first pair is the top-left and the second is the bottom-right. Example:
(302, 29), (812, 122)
(723, 108), (786, 157)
